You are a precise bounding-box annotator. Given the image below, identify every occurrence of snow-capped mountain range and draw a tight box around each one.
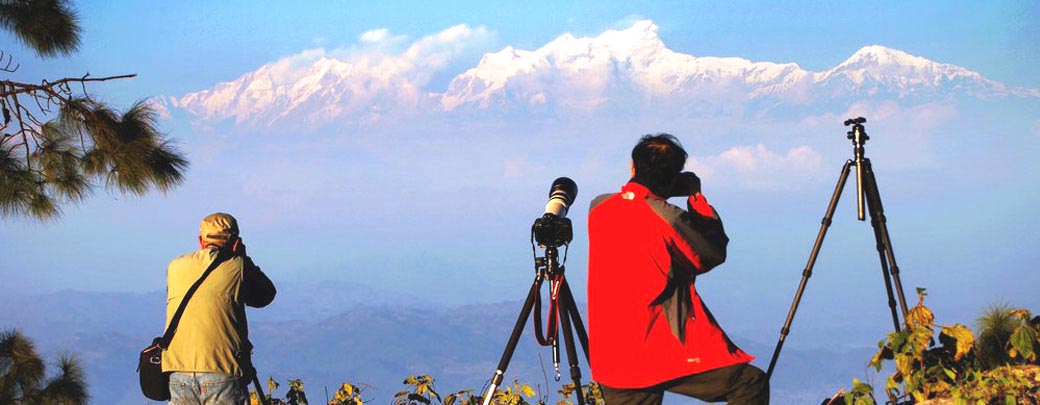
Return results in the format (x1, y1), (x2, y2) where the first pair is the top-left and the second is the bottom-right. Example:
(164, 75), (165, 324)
(171, 20), (1037, 129)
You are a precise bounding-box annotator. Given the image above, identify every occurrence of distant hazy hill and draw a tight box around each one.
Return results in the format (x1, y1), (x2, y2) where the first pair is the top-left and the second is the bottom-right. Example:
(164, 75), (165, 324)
(2, 283), (880, 404)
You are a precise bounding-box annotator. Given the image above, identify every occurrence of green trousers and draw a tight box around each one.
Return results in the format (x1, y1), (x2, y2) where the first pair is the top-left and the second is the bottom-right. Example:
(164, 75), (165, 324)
(599, 363), (769, 405)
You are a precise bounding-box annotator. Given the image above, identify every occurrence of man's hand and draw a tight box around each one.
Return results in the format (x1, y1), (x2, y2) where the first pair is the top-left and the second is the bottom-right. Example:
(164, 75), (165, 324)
(231, 237), (247, 256)
(669, 171), (702, 197)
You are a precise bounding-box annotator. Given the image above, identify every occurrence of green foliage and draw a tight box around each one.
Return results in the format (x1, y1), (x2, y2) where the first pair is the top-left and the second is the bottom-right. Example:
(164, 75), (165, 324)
(392, 376), (604, 405)
(287, 379), (309, 405)
(395, 375), (442, 405)
(948, 365), (1039, 404)
(257, 375), (603, 405)
(1007, 310), (1038, 364)
(486, 379), (538, 405)
(0, 0), (81, 57)
(329, 382), (366, 405)
(842, 379), (875, 405)
(556, 381), (604, 405)
(0, 329), (89, 404)
(443, 389), (481, 405)
(845, 291), (1040, 404)
(36, 354), (89, 404)
(977, 301), (1019, 368)
(254, 377), (312, 405)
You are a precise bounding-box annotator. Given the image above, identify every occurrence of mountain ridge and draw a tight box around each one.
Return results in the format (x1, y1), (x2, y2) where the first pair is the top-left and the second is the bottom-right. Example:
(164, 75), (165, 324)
(168, 20), (1038, 130)
(1, 287), (879, 404)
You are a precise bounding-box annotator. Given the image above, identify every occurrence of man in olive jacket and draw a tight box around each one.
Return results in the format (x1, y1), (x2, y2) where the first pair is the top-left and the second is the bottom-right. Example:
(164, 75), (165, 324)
(163, 213), (276, 405)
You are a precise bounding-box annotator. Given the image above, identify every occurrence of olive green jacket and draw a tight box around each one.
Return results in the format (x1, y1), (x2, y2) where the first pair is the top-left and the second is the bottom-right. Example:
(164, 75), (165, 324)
(162, 246), (275, 376)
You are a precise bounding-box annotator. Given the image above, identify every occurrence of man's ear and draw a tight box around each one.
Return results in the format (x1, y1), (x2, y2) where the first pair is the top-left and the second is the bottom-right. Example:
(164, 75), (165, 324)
(198, 235), (205, 249)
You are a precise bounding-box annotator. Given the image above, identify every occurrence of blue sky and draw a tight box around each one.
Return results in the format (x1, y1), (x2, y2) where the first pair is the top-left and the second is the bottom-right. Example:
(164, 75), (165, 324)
(12, 1), (1040, 98)
(3, 0), (1040, 344)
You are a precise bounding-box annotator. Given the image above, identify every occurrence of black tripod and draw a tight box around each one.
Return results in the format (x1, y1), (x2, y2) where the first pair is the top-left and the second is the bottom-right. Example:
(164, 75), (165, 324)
(481, 217), (591, 405)
(251, 373), (269, 405)
(766, 117), (911, 378)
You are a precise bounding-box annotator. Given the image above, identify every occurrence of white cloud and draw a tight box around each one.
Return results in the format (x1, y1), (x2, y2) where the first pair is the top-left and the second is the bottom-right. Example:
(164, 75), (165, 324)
(359, 28), (391, 44)
(613, 14), (648, 30)
(841, 101), (956, 132)
(792, 100), (955, 170)
(261, 48), (328, 86)
(355, 28), (410, 50)
(405, 24), (494, 70)
(178, 25), (496, 128)
(323, 24), (494, 79)
(688, 144), (824, 190)
(296, 26), (489, 75)
(798, 100), (956, 133)
(503, 157), (544, 179)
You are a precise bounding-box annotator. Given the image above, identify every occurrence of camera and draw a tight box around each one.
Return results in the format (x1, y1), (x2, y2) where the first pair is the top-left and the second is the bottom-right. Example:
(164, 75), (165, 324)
(532, 177), (577, 247)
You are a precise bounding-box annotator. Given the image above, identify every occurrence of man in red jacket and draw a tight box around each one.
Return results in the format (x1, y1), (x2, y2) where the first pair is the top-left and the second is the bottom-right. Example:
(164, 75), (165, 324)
(587, 134), (768, 404)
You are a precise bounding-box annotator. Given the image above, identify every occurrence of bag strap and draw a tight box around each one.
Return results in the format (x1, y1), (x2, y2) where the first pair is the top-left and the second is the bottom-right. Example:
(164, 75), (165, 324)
(158, 249), (232, 349)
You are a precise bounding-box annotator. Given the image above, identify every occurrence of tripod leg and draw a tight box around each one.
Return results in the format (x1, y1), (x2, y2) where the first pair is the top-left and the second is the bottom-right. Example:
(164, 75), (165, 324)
(560, 280), (590, 362)
(861, 161), (901, 331)
(862, 159), (910, 321)
(252, 374), (269, 405)
(481, 278), (543, 405)
(766, 160), (854, 379)
(558, 294), (587, 405)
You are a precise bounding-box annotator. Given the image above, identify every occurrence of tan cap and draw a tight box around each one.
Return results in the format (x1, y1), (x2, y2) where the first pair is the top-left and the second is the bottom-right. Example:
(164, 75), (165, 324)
(200, 212), (239, 243)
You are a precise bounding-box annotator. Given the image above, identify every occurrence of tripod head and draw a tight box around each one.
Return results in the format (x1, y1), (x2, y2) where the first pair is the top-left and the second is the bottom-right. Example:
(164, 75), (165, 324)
(843, 117), (869, 220)
(843, 116), (866, 126)
(534, 245), (565, 276)
(845, 117), (869, 151)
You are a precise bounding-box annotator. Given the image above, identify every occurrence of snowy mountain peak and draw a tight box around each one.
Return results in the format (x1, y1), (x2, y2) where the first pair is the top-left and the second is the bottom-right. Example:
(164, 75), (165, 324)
(538, 19), (667, 60)
(814, 45), (1004, 97)
(826, 44), (983, 81)
(840, 45), (930, 69)
(174, 21), (1034, 129)
(441, 19), (717, 111)
(596, 19), (665, 53)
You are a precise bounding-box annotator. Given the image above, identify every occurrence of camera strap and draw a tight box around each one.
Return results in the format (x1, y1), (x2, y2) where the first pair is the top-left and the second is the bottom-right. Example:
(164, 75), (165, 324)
(160, 249), (232, 349)
(533, 272), (564, 346)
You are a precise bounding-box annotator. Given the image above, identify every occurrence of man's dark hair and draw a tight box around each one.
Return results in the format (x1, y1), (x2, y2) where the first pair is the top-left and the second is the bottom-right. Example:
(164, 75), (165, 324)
(631, 133), (687, 197)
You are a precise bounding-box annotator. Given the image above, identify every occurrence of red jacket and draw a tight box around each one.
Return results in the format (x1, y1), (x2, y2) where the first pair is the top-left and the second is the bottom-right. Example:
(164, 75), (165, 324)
(587, 181), (753, 388)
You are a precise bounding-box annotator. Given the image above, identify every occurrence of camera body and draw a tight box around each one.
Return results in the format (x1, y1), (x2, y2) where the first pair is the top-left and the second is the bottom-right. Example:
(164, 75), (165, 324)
(532, 213), (573, 248)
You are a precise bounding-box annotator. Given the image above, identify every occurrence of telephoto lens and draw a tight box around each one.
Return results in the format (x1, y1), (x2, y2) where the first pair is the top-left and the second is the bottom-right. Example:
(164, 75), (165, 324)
(534, 177), (578, 247)
(544, 177), (578, 218)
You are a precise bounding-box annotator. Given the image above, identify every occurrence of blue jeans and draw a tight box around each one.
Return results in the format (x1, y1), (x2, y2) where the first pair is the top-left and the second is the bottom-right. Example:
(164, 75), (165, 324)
(169, 372), (248, 405)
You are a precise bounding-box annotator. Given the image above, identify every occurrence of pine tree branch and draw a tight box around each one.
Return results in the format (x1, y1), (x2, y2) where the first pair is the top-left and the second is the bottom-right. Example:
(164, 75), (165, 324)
(0, 74), (136, 99)
(9, 91), (33, 162)
(0, 50), (18, 72)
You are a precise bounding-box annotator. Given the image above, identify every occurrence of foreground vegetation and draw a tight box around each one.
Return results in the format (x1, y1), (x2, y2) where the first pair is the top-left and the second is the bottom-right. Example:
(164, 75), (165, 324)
(842, 289), (1040, 404)
(0, 329), (88, 404)
(251, 374), (603, 405)
(6, 288), (1038, 404)
(251, 289), (1040, 405)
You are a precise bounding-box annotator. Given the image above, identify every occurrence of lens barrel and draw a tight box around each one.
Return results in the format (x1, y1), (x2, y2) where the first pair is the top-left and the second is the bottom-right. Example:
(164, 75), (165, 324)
(544, 177), (578, 218)
(534, 177), (577, 247)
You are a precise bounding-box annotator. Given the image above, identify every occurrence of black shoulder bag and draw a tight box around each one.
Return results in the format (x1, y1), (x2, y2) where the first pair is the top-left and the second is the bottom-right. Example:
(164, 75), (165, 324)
(138, 250), (231, 401)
